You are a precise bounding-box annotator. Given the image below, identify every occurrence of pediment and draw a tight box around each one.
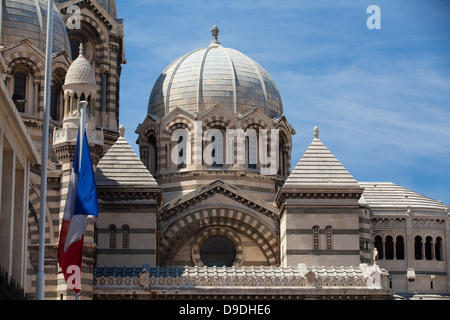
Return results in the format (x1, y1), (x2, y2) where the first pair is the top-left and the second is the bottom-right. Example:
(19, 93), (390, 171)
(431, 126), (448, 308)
(159, 179), (279, 221)
(136, 114), (159, 137)
(199, 104), (238, 120)
(52, 50), (72, 70)
(3, 39), (45, 62)
(160, 107), (195, 128)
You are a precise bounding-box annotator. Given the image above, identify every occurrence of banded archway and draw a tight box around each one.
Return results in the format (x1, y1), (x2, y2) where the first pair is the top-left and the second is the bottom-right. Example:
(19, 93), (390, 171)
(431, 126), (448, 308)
(159, 206), (279, 266)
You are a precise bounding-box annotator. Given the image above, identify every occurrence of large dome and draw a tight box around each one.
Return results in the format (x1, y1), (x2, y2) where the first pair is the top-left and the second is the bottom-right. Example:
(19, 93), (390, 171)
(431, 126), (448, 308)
(2, 0), (71, 54)
(148, 26), (283, 119)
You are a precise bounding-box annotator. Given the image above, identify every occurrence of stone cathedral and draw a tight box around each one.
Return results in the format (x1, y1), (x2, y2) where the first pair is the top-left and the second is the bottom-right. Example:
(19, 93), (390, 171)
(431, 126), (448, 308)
(0, 0), (448, 300)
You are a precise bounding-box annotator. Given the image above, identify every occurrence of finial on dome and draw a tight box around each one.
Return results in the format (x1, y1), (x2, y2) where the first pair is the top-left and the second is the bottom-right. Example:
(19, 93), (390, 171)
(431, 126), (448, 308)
(313, 126), (319, 139)
(119, 124), (125, 137)
(210, 25), (220, 45)
(79, 43), (84, 57)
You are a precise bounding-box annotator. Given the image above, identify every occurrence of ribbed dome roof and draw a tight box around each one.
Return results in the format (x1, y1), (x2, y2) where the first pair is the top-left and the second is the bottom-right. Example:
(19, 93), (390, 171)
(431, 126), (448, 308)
(148, 26), (283, 118)
(2, 0), (71, 53)
(64, 44), (96, 86)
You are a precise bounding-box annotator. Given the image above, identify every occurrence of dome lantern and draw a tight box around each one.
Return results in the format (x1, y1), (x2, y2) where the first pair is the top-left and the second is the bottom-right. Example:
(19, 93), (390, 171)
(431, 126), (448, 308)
(210, 25), (220, 46)
(62, 44), (97, 120)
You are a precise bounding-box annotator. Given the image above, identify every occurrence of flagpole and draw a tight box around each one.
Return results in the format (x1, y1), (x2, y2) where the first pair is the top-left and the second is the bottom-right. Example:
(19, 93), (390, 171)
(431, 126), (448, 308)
(77, 100), (87, 301)
(79, 100), (88, 169)
(36, 0), (54, 300)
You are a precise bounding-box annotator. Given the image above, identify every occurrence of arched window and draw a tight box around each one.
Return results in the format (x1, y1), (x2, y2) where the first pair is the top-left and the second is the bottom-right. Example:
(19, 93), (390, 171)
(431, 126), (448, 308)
(171, 129), (189, 169)
(203, 128), (223, 167)
(385, 236), (394, 260)
(13, 71), (27, 112)
(374, 235), (384, 260)
(148, 134), (158, 175)
(50, 80), (62, 121)
(178, 135), (186, 168)
(247, 132), (257, 169)
(425, 236), (433, 260)
(211, 131), (223, 167)
(108, 225), (116, 249)
(325, 225), (333, 250)
(50, 68), (66, 122)
(122, 225), (130, 249)
(312, 225), (320, 250)
(278, 133), (289, 177)
(435, 237), (443, 261)
(396, 236), (405, 260)
(69, 33), (95, 63)
(414, 236), (423, 260)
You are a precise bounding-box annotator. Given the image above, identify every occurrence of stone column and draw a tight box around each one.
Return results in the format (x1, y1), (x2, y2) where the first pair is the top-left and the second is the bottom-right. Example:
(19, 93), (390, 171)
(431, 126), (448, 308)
(101, 72), (107, 112)
(63, 93), (69, 118)
(75, 95), (80, 114)
(393, 237), (397, 260)
(12, 160), (26, 285)
(421, 237), (425, 260)
(69, 94), (74, 116)
(430, 238), (435, 260)
(0, 130), (3, 219)
(0, 148), (15, 275)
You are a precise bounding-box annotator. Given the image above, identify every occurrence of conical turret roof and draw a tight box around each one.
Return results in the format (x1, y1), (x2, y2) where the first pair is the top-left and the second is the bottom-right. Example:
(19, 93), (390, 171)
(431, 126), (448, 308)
(284, 127), (359, 189)
(96, 125), (158, 187)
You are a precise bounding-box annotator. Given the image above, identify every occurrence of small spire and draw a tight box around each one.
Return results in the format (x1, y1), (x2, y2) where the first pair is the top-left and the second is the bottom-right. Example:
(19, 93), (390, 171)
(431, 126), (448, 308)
(119, 124), (125, 137)
(79, 43), (84, 57)
(313, 126), (319, 139)
(210, 25), (220, 45)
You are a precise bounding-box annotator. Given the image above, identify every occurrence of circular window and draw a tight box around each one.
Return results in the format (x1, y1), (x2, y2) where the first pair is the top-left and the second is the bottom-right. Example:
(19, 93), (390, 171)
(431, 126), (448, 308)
(191, 227), (244, 267)
(200, 235), (237, 267)
(68, 33), (95, 63)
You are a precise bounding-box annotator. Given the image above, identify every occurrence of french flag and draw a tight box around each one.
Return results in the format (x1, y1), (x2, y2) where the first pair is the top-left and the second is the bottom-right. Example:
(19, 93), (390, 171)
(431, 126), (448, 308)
(57, 130), (98, 293)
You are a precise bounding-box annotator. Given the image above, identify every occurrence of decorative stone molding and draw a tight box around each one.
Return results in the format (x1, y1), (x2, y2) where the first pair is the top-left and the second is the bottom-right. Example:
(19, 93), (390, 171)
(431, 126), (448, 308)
(412, 218), (445, 230)
(53, 120), (104, 146)
(97, 189), (161, 202)
(275, 189), (363, 209)
(371, 218), (407, 230)
(94, 264), (387, 290)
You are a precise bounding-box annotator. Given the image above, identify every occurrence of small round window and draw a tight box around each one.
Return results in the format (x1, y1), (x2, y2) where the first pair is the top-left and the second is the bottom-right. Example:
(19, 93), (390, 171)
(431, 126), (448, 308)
(199, 235), (237, 267)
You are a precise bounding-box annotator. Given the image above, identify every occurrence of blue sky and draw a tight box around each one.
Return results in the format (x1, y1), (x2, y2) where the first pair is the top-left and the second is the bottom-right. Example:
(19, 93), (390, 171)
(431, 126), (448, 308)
(115, 0), (450, 205)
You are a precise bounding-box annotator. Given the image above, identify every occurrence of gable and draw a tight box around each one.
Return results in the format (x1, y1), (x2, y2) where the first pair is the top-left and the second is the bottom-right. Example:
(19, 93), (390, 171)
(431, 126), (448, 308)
(160, 179), (279, 221)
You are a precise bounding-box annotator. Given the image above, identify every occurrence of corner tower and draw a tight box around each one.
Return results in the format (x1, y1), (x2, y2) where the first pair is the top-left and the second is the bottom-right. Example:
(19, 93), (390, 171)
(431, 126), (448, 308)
(57, 0), (126, 141)
(276, 127), (370, 267)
